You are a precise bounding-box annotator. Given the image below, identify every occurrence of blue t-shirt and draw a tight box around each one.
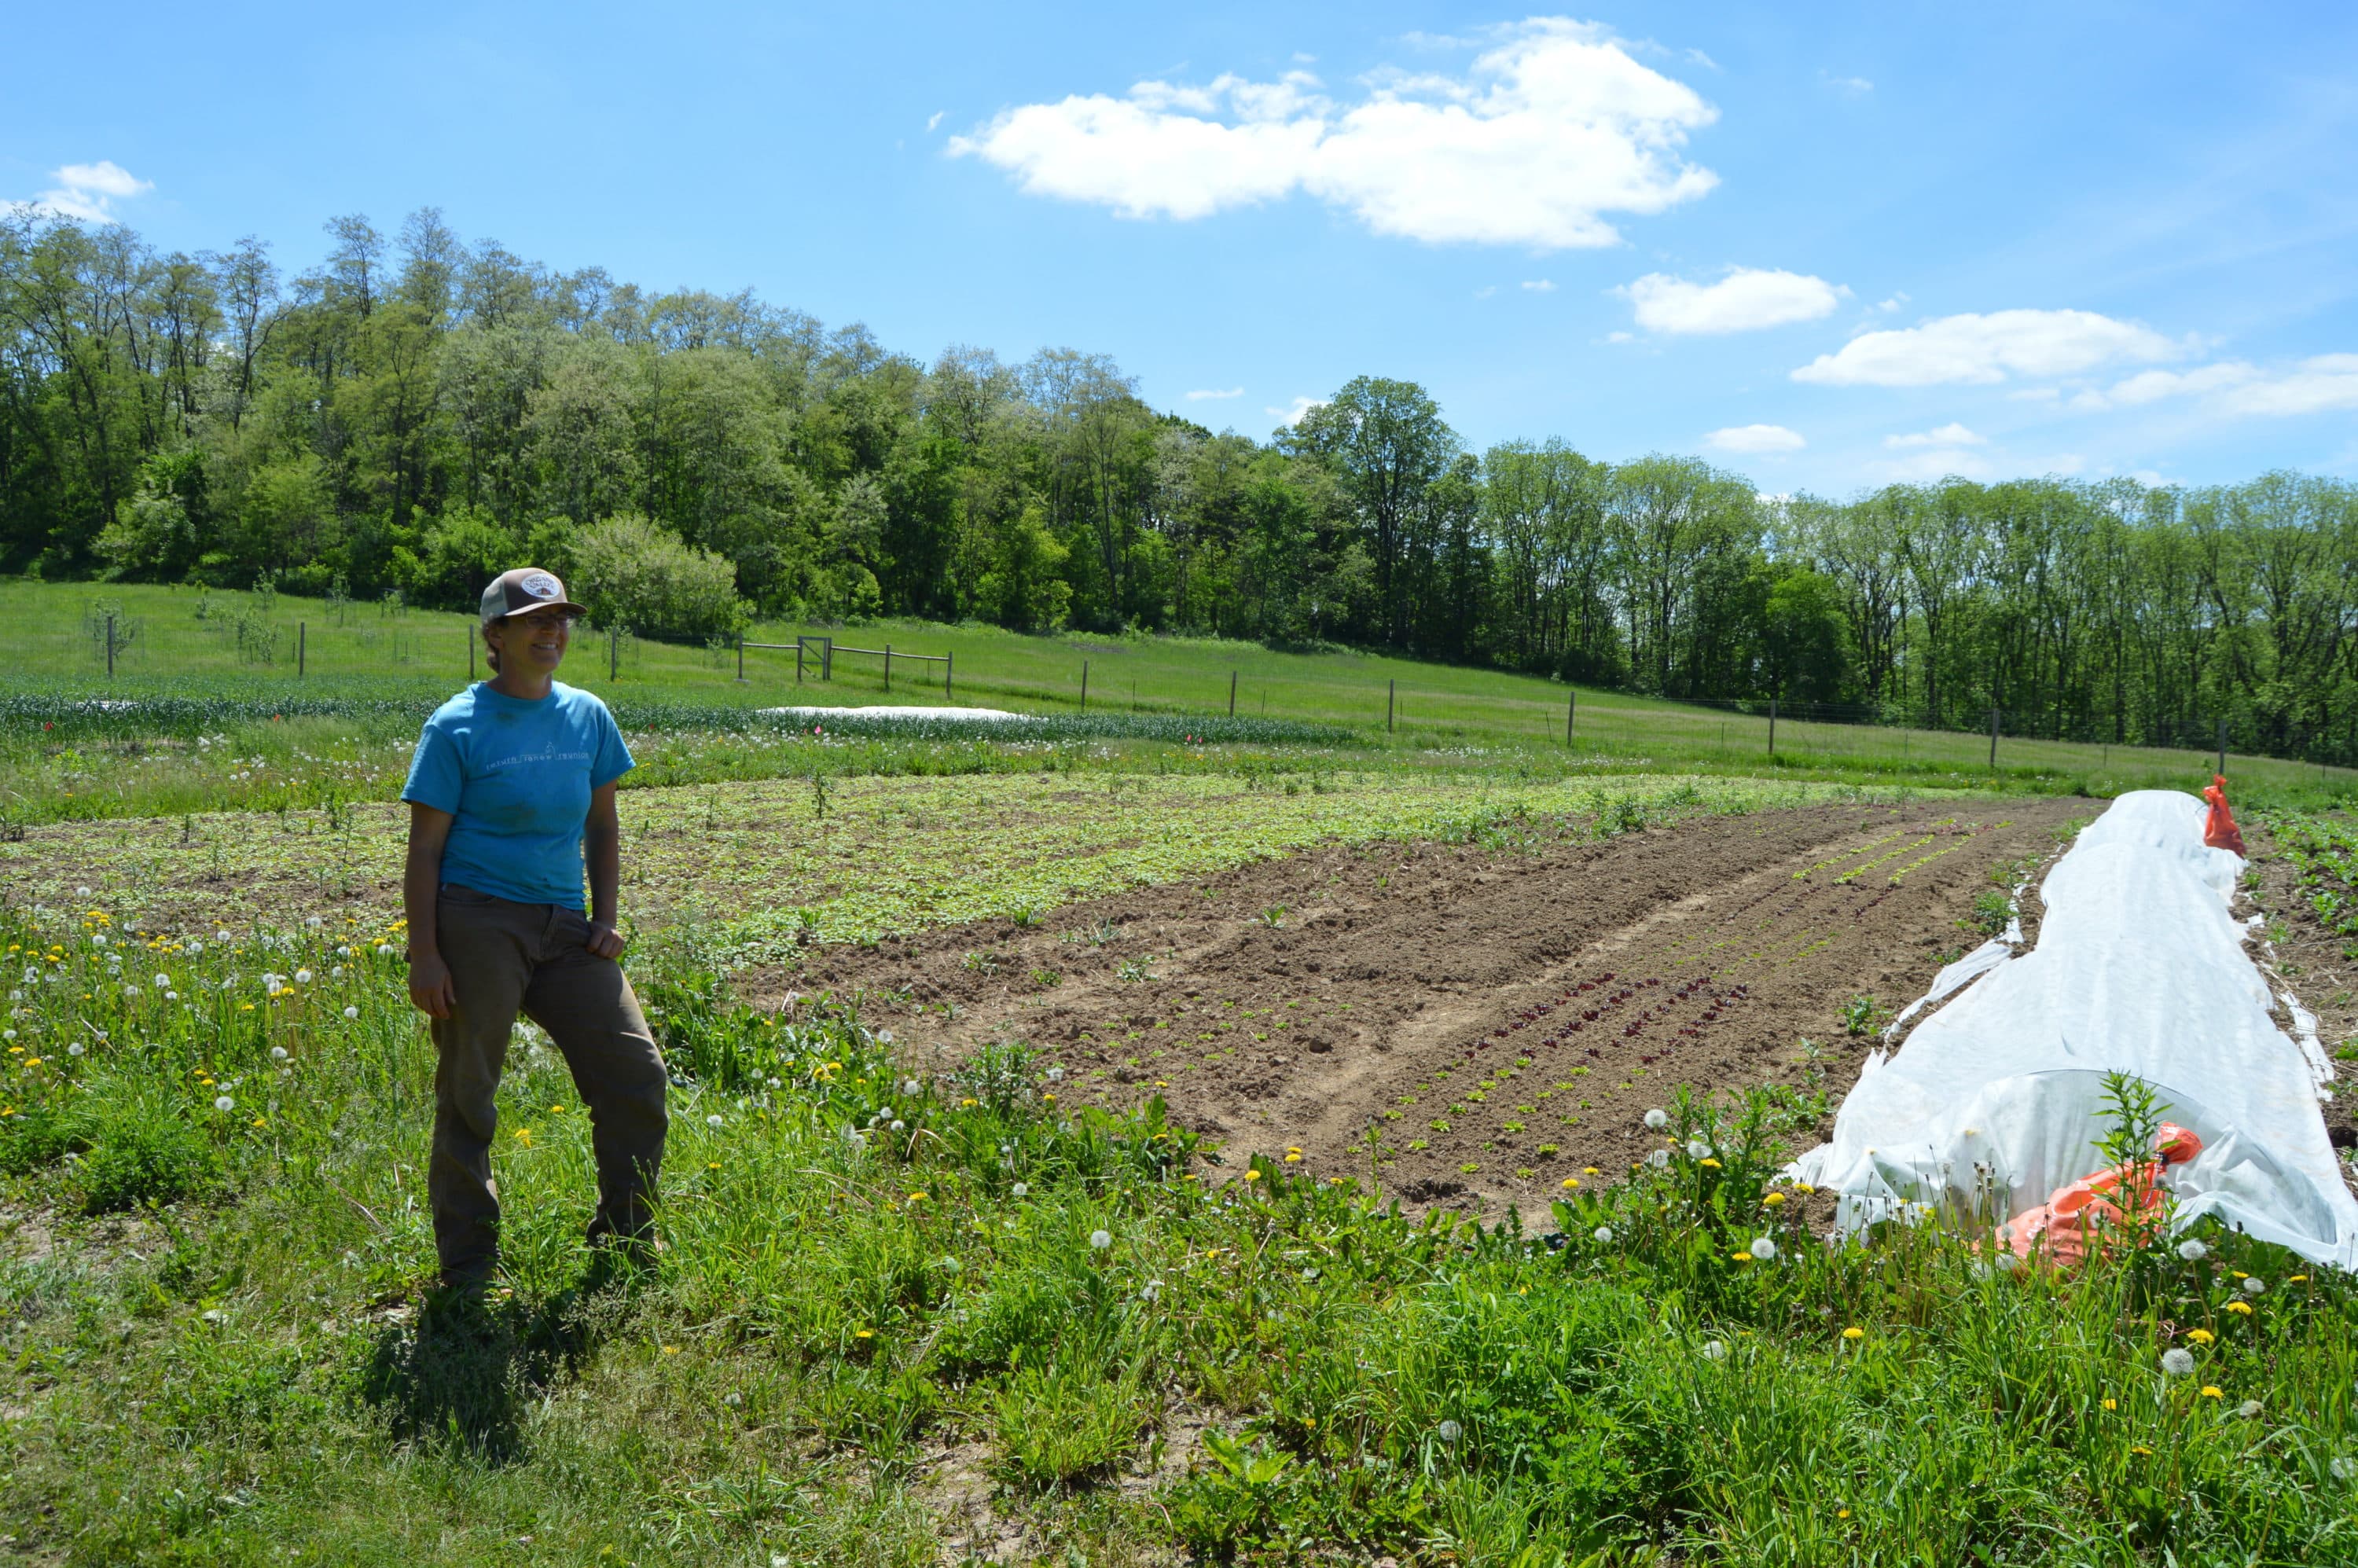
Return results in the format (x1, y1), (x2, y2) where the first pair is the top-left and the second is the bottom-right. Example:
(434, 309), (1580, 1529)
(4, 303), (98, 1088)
(400, 681), (634, 910)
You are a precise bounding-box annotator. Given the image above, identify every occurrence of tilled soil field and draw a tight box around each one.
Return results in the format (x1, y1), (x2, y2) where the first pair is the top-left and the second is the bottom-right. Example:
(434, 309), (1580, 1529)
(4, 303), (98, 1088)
(764, 795), (2092, 1211)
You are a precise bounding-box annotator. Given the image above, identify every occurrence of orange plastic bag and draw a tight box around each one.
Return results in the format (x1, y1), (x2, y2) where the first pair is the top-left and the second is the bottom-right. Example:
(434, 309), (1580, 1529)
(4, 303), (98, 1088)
(1998, 1122), (2204, 1267)
(2202, 774), (2246, 856)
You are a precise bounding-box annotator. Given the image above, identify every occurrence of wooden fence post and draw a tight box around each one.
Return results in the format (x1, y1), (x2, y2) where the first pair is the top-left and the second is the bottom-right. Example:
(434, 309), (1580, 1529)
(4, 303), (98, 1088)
(298, 621), (306, 678)
(1081, 659), (1089, 710)
(1566, 689), (1574, 746)
(884, 643), (892, 692)
(105, 611), (116, 678)
(736, 633), (745, 683)
(1768, 698), (1777, 754)
(1229, 670), (1236, 718)
(1989, 704), (2000, 769)
(946, 652), (953, 700)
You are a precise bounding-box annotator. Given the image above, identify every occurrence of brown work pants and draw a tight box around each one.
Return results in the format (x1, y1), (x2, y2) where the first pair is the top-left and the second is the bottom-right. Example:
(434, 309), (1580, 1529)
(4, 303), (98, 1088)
(428, 884), (669, 1284)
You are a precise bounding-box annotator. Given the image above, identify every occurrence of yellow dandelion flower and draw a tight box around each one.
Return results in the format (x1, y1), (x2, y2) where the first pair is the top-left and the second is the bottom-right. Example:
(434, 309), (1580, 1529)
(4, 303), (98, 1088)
(1284, 1151), (1302, 1163)
(1243, 1170), (1261, 1182)
(1699, 1157), (1722, 1169)
(2187, 1327), (2215, 1344)
(1842, 1326), (1865, 1341)
(854, 1328), (874, 1339)
(960, 1096), (977, 1107)
(1042, 1092), (1056, 1103)
(513, 1128), (533, 1147)
(2199, 1386), (2223, 1400)
(1584, 1166), (1600, 1176)
(1762, 1191), (1787, 1206)
(2225, 1301), (2253, 1316)
(2131, 1445), (2153, 1456)
(1562, 1177), (1581, 1189)
(2289, 1274), (2310, 1283)
(707, 1161), (722, 1170)
(1837, 1508), (1851, 1520)
(1732, 1251), (1752, 1263)
(2102, 1398), (2117, 1410)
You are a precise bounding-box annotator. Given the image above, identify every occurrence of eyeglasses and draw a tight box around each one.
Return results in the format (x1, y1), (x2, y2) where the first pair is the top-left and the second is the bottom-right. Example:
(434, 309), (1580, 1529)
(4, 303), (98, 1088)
(504, 612), (576, 633)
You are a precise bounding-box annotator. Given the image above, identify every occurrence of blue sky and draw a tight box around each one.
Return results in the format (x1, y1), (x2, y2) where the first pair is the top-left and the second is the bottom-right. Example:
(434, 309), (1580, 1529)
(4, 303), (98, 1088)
(8, 2), (2356, 494)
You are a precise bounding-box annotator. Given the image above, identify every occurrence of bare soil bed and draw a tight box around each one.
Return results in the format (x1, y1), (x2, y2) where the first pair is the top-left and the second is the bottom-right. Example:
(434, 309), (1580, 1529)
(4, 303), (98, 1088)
(765, 796), (2092, 1213)
(2245, 819), (2358, 1151)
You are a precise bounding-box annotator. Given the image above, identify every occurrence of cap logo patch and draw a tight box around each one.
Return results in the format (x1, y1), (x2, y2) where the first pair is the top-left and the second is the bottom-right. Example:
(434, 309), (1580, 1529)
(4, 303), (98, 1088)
(520, 571), (560, 600)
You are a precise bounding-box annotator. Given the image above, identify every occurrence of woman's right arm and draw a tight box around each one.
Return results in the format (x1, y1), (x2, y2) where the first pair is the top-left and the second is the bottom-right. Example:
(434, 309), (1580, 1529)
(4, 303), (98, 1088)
(404, 802), (457, 1018)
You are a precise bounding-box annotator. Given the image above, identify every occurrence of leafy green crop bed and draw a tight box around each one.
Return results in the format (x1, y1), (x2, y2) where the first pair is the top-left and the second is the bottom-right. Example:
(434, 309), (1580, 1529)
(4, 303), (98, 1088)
(3, 904), (2354, 1563)
(0, 772), (1928, 968)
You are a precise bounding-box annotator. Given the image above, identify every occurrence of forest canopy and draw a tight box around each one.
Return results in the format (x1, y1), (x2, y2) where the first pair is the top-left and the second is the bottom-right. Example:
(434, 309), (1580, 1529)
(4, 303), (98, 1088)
(4, 207), (2355, 761)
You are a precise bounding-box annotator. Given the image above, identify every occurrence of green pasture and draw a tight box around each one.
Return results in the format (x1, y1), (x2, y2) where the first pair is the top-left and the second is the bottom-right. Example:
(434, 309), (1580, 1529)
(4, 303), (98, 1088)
(7, 578), (2351, 807)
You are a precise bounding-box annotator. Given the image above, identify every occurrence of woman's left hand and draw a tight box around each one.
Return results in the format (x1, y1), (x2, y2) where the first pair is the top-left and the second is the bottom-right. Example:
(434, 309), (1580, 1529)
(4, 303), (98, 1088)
(586, 920), (629, 960)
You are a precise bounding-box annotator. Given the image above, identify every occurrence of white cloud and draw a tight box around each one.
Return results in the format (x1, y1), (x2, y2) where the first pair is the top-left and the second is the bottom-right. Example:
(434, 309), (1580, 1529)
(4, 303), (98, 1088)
(1874, 293), (1908, 314)
(2062, 354), (2358, 417)
(1871, 448), (1995, 481)
(1791, 308), (2182, 387)
(1603, 329), (1634, 343)
(1185, 386), (1244, 401)
(11, 159), (152, 224)
(1473, 284), (1499, 299)
(1822, 72), (1875, 96)
(1884, 422), (1987, 450)
(1267, 395), (1324, 427)
(949, 20), (1719, 248)
(1521, 278), (1556, 292)
(2216, 354), (2358, 417)
(2007, 387), (2061, 402)
(1622, 267), (1846, 334)
(927, 111), (945, 131)
(1703, 423), (1805, 454)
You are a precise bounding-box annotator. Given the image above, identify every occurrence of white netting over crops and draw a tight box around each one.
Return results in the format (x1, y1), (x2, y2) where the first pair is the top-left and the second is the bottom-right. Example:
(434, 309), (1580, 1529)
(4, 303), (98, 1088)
(1789, 789), (2358, 1267)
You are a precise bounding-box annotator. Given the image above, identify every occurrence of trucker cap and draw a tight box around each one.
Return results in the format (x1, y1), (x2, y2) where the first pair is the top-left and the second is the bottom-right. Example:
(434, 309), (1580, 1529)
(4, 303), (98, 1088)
(479, 567), (589, 625)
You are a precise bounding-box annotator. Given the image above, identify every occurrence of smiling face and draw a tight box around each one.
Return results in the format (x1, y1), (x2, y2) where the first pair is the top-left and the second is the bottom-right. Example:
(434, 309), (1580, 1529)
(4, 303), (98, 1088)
(485, 608), (573, 678)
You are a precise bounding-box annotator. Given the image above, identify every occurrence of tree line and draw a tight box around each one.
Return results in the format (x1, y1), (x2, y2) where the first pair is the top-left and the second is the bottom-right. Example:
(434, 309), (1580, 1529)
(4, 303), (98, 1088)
(4, 208), (2355, 762)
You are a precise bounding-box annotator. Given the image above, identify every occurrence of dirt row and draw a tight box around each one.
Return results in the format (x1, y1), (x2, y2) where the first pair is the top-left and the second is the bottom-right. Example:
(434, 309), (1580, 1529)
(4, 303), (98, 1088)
(762, 795), (2093, 1212)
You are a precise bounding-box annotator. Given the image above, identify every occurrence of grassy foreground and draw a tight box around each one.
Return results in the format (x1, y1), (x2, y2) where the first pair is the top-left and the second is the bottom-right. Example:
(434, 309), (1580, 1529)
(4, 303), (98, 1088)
(9, 577), (2353, 810)
(6, 813), (2358, 1564)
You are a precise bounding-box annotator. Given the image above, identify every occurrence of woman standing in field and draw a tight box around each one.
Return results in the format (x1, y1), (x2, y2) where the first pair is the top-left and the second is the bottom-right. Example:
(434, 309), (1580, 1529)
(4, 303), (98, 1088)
(400, 567), (668, 1289)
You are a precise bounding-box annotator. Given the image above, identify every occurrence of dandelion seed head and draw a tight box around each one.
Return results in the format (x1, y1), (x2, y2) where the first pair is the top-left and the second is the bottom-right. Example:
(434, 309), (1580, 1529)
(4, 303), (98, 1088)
(2334, 1456), (2358, 1482)
(1089, 1229), (1111, 1250)
(890, 1119), (905, 1133)
(2177, 1238), (2209, 1261)
(1012, 1182), (1028, 1198)
(270, 1045), (289, 1062)
(706, 1114), (724, 1129)
(1750, 1236), (1777, 1261)
(2242, 1276), (2265, 1295)
(152, 974), (169, 989)
(1700, 1339), (1728, 1361)
(1592, 1225), (1614, 1244)
(2237, 1399), (2264, 1419)
(343, 1006), (358, 1019)
(213, 1095), (234, 1113)
(65, 1041), (82, 1056)
(295, 968), (314, 985)
(1647, 1148), (1670, 1168)
(1687, 1138), (1712, 1159)
(1436, 1419), (1462, 1445)
(2162, 1348), (2196, 1376)
(1644, 1108), (1668, 1129)
(902, 1078), (920, 1095)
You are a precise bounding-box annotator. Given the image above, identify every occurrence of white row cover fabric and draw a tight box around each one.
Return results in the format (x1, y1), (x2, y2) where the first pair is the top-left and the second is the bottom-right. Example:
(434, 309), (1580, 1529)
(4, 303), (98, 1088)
(1788, 789), (2358, 1268)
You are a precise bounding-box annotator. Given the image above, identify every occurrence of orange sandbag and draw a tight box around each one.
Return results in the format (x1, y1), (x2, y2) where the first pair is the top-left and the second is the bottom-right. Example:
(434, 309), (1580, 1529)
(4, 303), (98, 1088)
(1999, 1122), (2204, 1267)
(2202, 774), (2246, 856)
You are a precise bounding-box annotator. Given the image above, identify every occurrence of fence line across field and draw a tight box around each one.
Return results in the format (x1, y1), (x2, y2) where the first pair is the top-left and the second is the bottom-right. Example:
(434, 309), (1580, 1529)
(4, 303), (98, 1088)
(66, 605), (2334, 783)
